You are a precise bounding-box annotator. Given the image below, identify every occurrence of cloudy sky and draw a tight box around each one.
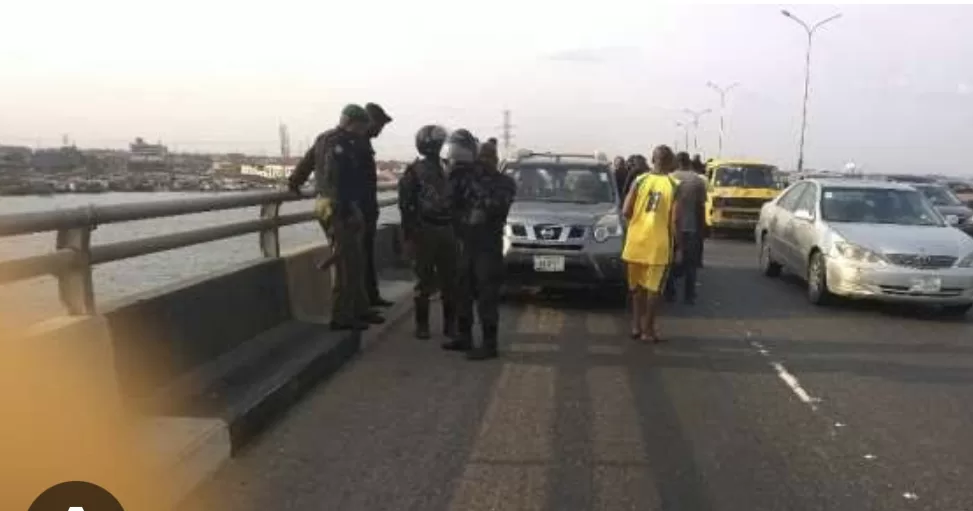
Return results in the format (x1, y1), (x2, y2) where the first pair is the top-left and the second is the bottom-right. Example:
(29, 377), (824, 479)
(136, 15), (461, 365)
(3, 2), (972, 175)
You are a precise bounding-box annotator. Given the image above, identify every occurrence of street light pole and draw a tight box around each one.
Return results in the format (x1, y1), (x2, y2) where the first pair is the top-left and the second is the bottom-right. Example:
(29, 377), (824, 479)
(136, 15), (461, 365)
(683, 109), (712, 155)
(706, 81), (739, 158)
(782, 9), (842, 172)
(676, 121), (689, 152)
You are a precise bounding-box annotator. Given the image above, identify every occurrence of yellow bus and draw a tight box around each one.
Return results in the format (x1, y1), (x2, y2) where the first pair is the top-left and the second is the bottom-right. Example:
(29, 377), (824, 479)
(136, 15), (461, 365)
(704, 159), (782, 235)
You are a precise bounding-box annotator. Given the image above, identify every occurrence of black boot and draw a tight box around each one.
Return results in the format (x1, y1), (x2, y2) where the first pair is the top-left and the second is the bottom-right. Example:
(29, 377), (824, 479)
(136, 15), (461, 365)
(442, 317), (472, 351)
(414, 298), (430, 340)
(442, 301), (456, 339)
(467, 323), (498, 360)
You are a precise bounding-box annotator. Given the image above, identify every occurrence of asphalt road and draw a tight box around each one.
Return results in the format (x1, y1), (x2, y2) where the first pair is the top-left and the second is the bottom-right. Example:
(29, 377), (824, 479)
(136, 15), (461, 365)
(182, 238), (973, 511)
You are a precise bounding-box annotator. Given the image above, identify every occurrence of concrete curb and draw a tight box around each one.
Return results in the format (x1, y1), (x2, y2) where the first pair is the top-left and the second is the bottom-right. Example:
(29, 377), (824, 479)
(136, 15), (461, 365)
(162, 276), (415, 509)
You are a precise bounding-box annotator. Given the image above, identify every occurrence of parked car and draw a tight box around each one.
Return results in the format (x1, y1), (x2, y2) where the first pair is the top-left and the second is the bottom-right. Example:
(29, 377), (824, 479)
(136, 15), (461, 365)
(500, 151), (626, 299)
(945, 180), (973, 207)
(755, 178), (973, 316)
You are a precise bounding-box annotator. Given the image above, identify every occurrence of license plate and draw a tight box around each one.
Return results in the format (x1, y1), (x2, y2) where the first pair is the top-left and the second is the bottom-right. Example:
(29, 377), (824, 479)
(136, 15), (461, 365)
(533, 255), (565, 272)
(909, 276), (942, 293)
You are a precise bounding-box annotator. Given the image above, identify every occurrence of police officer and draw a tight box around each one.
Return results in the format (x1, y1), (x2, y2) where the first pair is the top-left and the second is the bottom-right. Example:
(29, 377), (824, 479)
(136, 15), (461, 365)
(288, 104), (384, 331)
(361, 102), (394, 307)
(398, 125), (457, 340)
(442, 131), (517, 361)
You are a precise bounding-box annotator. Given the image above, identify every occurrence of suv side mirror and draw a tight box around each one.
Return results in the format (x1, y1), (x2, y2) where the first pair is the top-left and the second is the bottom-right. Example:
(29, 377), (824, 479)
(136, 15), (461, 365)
(794, 209), (814, 222)
(945, 214), (960, 225)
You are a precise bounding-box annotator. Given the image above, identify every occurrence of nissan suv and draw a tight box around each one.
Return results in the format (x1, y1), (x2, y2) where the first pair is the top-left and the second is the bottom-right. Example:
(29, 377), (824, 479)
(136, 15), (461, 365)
(500, 151), (626, 298)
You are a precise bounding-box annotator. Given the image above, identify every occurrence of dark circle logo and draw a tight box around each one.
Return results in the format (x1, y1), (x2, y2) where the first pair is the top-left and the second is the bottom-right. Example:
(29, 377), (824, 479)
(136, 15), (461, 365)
(29, 481), (125, 511)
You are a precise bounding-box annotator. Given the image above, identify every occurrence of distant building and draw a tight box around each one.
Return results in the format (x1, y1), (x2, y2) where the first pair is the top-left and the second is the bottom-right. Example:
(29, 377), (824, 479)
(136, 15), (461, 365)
(0, 145), (32, 172)
(32, 146), (84, 173)
(240, 163), (293, 180)
(128, 137), (170, 172)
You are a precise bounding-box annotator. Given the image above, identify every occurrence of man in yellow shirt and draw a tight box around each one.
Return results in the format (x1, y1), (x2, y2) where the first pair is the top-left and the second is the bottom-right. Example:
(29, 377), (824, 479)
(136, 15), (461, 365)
(621, 145), (681, 343)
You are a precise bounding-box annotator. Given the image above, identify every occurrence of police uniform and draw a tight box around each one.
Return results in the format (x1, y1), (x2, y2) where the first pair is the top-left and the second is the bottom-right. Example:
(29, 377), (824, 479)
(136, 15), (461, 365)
(398, 154), (457, 339)
(444, 138), (517, 360)
(288, 104), (380, 330)
(360, 103), (394, 307)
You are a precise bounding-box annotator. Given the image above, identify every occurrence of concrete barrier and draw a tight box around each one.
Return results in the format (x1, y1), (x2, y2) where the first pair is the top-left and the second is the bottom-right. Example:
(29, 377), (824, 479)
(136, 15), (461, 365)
(14, 222), (411, 507)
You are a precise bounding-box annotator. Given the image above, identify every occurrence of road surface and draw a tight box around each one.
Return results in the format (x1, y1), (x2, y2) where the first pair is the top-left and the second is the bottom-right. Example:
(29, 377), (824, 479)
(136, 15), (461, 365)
(182, 239), (973, 511)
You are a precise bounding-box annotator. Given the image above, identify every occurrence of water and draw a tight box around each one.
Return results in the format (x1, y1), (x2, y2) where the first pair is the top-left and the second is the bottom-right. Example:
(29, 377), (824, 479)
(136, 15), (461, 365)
(0, 192), (400, 323)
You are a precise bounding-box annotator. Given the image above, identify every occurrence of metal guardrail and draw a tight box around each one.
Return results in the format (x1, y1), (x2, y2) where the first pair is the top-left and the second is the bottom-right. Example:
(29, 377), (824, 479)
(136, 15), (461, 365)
(0, 183), (399, 315)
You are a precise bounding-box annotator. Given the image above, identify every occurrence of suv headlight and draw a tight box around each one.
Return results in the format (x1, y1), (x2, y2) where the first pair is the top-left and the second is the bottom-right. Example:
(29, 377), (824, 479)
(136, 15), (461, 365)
(832, 241), (888, 265)
(592, 214), (623, 242)
(958, 251), (973, 268)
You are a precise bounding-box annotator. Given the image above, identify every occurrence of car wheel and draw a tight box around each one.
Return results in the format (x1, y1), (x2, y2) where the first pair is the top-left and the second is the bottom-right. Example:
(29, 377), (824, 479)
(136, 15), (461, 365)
(759, 236), (782, 278)
(941, 303), (972, 317)
(807, 251), (832, 305)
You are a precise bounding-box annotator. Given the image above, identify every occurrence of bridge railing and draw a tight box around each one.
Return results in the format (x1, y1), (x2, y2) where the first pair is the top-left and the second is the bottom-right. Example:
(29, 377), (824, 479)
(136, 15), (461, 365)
(0, 184), (399, 315)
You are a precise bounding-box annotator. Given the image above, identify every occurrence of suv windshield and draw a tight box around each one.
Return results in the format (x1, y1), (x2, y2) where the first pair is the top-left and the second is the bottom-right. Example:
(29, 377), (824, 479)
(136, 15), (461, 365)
(820, 187), (944, 226)
(505, 165), (615, 204)
(713, 165), (776, 188)
(914, 184), (963, 206)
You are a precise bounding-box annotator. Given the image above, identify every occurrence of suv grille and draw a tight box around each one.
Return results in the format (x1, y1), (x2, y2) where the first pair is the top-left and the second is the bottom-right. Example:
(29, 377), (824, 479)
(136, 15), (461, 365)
(886, 254), (957, 269)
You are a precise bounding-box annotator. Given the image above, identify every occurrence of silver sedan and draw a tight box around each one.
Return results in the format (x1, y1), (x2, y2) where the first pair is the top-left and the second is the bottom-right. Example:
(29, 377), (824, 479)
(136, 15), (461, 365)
(755, 178), (973, 316)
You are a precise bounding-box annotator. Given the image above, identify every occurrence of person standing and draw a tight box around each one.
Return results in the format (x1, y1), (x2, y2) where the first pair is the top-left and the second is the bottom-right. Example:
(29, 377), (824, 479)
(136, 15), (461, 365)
(612, 156), (629, 198)
(360, 102), (395, 307)
(443, 132), (517, 360)
(665, 152), (707, 304)
(622, 154), (649, 198)
(398, 125), (457, 340)
(692, 154), (706, 174)
(288, 104), (384, 331)
(621, 145), (680, 343)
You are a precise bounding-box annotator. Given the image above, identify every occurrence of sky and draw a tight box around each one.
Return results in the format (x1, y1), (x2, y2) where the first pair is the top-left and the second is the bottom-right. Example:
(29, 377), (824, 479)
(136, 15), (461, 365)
(3, 2), (973, 175)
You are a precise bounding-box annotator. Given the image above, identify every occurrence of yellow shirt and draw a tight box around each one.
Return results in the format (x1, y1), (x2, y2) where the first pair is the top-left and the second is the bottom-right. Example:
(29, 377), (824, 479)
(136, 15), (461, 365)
(622, 173), (678, 266)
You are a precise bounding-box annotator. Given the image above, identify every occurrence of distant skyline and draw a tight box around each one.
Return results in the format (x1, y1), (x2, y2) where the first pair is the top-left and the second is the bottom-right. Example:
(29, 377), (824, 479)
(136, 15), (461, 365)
(4, 3), (973, 175)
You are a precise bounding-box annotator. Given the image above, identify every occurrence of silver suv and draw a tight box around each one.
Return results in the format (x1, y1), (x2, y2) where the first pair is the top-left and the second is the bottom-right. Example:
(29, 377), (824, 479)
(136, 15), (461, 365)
(500, 151), (626, 298)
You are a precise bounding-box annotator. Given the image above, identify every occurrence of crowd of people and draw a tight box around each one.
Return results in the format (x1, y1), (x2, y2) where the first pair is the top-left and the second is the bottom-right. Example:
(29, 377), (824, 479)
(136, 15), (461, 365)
(288, 104), (710, 357)
(288, 104), (516, 362)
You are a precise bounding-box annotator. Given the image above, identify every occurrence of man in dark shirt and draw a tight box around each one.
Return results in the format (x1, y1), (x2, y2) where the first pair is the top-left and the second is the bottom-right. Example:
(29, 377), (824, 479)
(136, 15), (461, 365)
(361, 102), (394, 307)
(398, 125), (456, 340)
(288, 104), (384, 331)
(442, 133), (517, 360)
(665, 152), (708, 304)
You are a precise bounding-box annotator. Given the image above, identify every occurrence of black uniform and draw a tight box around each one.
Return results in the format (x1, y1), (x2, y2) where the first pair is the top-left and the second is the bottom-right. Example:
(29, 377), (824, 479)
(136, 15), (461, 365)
(445, 159), (517, 357)
(398, 155), (457, 339)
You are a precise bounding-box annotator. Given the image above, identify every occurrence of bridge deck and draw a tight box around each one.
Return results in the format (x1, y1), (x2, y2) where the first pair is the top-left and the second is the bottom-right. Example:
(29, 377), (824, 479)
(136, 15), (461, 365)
(182, 240), (973, 511)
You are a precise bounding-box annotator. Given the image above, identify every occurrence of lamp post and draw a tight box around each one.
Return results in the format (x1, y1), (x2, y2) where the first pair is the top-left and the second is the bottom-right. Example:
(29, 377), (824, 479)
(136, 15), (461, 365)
(675, 121), (689, 152)
(781, 9), (842, 172)
(706, 81), (739, 158)
(683, 108), (712, 155)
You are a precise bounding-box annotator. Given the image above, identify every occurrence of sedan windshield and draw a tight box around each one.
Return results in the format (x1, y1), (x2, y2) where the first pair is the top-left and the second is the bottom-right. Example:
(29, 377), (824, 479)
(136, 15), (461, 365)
(713, 165), (776, 188)
(914, 184), (963, 207)
(505, 165), (615, 204)
(820, 187), (944, 226)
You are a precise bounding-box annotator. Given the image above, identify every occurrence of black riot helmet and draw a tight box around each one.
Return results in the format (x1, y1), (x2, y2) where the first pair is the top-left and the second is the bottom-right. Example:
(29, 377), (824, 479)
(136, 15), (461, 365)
(444, 128), (479, 163)
(415, 124), (448, 157)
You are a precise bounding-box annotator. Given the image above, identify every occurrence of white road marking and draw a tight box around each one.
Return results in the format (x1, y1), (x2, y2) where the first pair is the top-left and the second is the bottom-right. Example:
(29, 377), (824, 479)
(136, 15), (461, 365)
(902, 492), (919, 501)
(769, 361), (819, 411)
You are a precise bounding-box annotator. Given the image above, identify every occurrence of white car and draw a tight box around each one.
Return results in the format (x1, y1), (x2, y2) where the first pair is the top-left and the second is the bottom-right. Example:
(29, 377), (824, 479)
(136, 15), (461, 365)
(755, 178), (973, 316)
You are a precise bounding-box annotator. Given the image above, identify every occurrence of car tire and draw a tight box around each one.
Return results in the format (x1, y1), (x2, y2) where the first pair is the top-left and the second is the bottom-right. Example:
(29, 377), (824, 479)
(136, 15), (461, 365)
(941, 303), (972, 317)
(759, 236), (782, 278)
(807, 251), (833, 306)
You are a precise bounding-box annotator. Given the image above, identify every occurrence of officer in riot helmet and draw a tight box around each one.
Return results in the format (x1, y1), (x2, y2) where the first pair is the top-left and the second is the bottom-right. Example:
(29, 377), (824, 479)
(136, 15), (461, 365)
(443, 130), (517, 361)
(398, 125), (457, 340)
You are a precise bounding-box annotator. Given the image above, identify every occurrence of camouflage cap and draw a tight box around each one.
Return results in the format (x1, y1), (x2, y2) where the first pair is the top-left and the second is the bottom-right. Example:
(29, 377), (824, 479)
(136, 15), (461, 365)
(340, 104), (369, 123)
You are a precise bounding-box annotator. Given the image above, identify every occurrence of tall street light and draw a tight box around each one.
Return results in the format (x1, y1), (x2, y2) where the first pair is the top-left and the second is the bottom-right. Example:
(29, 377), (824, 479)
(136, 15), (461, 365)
(675, 121), (689, 152)
(782, 9), (842, 172)
(683, 108), (712, 154)
(706, 81), (739, 158)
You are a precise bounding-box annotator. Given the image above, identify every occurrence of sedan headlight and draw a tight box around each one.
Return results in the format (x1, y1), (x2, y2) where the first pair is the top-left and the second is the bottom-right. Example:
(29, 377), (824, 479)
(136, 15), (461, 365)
(592, 214), (623, 242)
(832, 241), (888, 265)
(958, 251), (973, 268)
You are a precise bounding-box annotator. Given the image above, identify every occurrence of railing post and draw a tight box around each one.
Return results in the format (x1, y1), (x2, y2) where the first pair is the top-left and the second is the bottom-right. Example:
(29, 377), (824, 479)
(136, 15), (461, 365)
(259, 201), (281, 258)
(55, 225), (95, 315)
